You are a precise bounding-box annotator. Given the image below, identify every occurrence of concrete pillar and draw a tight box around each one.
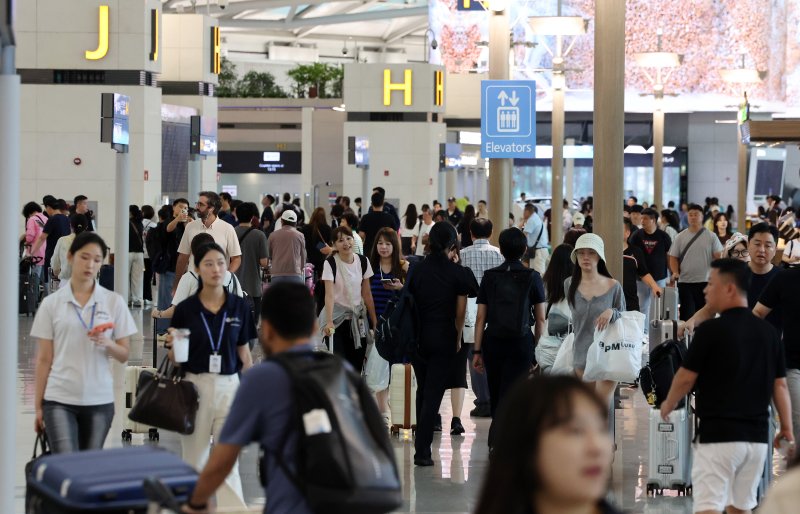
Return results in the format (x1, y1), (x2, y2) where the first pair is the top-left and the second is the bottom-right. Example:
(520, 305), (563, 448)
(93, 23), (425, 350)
(114, 149), (131, 303)
(593, 0), (626, 280)
(446, 168), (457, 199)
(565, 137), (575, 209)
(737, 138), (748, 231)
(653, 106), (664, 209)
(551, 87), (565, 246)
(488, 8), (511, 245)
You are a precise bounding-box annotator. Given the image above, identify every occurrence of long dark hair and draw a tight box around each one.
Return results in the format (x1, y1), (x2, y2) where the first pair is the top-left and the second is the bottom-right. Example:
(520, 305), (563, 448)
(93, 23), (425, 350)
(403, 204), (418, 230)
(543, 244), (574, 313)
(370, 227), (406, 282)
(474, 376), (609, 514)
(714, 212), (732, 236)
(309, 207), (327, 243)
(427, 222), (458, 256)
(661, 209), (680, 232)
(458, 204), (476, 234)
(567, 256), (613, 307)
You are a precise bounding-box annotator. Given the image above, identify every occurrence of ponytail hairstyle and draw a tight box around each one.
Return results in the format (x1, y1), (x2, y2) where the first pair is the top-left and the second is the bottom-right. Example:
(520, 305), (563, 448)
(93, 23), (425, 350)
(427, 222), (458, 257)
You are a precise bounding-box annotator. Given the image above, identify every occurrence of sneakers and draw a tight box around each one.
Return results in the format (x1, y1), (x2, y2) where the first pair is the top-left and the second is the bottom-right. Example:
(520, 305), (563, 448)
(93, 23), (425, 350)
(470, 405), (491, 418)
(450, 417), (465, 436)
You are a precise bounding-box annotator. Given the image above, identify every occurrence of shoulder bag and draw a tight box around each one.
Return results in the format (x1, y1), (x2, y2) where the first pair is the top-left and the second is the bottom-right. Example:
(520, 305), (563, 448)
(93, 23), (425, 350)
(128, 356), (199, 435)
(677, 228), (705, 264)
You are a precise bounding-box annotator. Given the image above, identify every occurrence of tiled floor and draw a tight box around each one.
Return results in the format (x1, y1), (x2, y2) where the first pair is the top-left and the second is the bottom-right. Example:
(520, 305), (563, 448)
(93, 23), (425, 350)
(13, 309), (783, 513)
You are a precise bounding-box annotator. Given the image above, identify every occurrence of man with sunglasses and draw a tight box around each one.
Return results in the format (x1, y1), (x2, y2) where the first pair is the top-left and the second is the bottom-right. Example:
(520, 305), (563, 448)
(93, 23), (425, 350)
(173, 191), (242, 295)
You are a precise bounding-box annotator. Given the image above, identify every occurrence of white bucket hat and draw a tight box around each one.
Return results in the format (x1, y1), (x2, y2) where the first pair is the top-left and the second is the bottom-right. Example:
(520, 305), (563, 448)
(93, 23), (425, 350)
(570, 233), (606, 264)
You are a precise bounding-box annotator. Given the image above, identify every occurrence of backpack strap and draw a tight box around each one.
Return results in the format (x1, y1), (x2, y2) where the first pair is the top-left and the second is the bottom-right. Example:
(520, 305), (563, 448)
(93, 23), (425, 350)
(358, 254), (368, 276)
(326, 255), (337, 282)
(238, 227), (256, 244)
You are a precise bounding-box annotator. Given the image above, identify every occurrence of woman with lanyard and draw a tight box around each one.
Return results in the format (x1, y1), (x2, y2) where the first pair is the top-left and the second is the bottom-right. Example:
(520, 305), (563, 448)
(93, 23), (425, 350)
(368, 227), (408, 421)
(320, 226), (378, 373)
(168, 242), (255, 509)
(32, 232), (137, 453)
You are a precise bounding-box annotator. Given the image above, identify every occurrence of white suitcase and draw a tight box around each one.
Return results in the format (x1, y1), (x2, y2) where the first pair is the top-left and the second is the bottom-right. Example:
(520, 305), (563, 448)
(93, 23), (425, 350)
(389, 363), (417, 435)
(646, 405), (693, 496)
(122, 365), (160, 442)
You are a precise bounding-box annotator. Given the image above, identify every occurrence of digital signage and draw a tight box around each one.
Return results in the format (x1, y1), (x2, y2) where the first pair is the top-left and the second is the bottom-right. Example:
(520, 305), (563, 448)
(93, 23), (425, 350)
(217, 151), (301, 174)
(190, 116), (217, 156)
(100, 93), (130, 146)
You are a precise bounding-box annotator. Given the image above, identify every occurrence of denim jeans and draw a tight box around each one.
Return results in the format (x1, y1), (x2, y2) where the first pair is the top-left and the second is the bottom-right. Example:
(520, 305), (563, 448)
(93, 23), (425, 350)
(156, 271), (175, 333)
(637, 278), (667, 333)
(786, 369), (800, 446)
(42, 401), (114, 454)
(466, 343), (490, 408)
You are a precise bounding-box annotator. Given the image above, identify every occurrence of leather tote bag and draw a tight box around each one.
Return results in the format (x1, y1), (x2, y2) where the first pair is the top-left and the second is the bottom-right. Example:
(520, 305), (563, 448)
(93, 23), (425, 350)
(128, 356), (199, 435)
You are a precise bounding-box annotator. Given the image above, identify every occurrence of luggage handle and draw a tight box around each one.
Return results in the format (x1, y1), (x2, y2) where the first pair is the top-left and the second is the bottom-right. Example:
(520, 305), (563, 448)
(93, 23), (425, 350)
(667, 437), (678, 464)
(143, 477), (181, 512)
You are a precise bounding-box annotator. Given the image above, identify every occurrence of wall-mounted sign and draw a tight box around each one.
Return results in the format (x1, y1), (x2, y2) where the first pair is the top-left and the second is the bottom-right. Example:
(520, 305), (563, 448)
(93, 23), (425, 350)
(434, 70), (444, 106)
(481, 80), (536, 158)
(190, 116), (217, 156)
(384, 69), (412, 106)
(217, 151), (301, 174)
(86, 5), (110, 60)
(100, 93), (130, 146)
(150, 9), (159, 61)
(456, 0), (487, 10)
(210, 26), (221, 74)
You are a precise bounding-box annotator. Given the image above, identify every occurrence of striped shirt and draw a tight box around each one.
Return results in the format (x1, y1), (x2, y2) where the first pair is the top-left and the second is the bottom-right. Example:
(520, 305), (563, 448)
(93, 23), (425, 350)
(370, 269), (398, 317)
(460, 239), (503, 285)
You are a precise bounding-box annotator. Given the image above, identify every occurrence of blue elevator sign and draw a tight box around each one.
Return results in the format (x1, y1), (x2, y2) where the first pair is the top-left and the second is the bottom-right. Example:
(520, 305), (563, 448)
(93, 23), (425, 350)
(456, 0), (487, 11)
(480, 80), (536, 158)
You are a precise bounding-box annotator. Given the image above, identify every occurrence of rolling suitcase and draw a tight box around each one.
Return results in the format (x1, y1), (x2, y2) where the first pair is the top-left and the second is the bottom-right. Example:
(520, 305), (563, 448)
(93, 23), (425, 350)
(389, 363), (417, 435)
(649, 294), (680, 353)
(756, 406), (776, 504)
(26, 446), (197, 514)
(20, 271), (39, 315)
(650, 286), (679, 322)
(122, 365), (160, 442)
(646, 403), (693, 496)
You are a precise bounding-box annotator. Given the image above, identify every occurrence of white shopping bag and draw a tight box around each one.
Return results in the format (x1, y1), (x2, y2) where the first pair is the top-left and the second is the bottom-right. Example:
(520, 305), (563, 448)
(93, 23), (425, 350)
(463, 298), (477, 344)
(363, 344), (390, 393)
(551, 332), (575, 375)
(583, 311), (645, 383)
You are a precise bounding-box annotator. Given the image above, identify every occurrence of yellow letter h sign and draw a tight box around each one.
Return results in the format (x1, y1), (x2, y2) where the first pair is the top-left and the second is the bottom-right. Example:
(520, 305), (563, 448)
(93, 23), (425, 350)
(383, 69), (412, 106)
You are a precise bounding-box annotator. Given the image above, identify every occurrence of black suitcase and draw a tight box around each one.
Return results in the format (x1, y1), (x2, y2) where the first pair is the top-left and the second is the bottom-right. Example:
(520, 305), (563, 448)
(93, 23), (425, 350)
(99, 264), (114, 290)
(26, 446), (197, 513)
(20, 272), (39, 316)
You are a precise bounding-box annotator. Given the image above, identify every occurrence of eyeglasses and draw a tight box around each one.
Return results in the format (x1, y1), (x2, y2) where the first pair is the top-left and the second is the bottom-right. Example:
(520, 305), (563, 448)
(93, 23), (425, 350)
(730, 249), (749, 258)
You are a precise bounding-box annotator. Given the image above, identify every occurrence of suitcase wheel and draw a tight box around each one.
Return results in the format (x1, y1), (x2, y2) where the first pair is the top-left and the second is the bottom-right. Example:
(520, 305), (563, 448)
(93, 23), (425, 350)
(148, 429), (160, 442)
(121, 430), (132, 442)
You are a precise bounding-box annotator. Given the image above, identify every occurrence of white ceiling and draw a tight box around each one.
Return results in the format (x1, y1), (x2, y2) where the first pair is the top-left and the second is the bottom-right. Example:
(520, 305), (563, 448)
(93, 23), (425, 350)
(161, 0), (431, 63)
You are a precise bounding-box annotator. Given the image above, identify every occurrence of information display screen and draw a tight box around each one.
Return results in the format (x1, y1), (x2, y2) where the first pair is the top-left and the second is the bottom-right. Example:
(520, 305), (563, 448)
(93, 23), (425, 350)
(217, 151), (301, 174)
(100, 93), (130, 146)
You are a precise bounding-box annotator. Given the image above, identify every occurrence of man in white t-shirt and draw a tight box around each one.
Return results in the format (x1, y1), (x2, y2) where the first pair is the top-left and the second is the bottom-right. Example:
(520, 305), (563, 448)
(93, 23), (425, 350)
(173, 191), (242, 295)
(416, 204), (435, 257)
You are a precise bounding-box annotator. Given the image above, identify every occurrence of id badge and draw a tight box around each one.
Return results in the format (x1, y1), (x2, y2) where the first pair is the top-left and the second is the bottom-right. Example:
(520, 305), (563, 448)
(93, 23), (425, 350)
(356, 318), (367, 338)
(209, 354), (222, 374)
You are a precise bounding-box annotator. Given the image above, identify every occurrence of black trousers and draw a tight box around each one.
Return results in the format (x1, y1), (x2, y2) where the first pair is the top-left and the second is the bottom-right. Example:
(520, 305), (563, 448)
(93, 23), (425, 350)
(143, 258), (153, 301)
(483, 337), (532, 448)
(412, 350), (453, 460)
(329, 320), (367, 374)
(677, 282), (706, 321)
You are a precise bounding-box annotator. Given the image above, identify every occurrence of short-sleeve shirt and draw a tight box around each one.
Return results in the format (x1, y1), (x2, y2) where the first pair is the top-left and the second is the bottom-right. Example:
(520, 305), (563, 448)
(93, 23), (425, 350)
(749, 267), (782, 334)
(177, 218), (242, 271)
(623, 246), (649, 312)
(415, 222), (435, 256)
(170, 291), (255, 375)
(477, 260), (546, 346)
(321, 255), (374, 309)
(370, 268), (399, 317)
(359, 210), (396, 255)
(26, 213), (47, 261)
(629, 228), (672, 281)
(171, 271), (242, 306)
(43, 214), (71, 268)
(234, 226), (269, 297)
(261, 206), (275, 236)
(759, 268), (800, 369)
(523, 213), (548, 249)
(30, 283), (138, 405)
(460, 239), (504, 285)
(267, 226), (306, 277)
(219, 344), (316, 514)
(399, 217), (419, 238)
(683, 307), (785, 443)
(668, 228), (723, 283)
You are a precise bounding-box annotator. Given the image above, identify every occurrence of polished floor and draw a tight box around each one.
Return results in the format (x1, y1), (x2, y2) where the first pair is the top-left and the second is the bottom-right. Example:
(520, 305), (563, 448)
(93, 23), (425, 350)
(13, 308), (785, 513)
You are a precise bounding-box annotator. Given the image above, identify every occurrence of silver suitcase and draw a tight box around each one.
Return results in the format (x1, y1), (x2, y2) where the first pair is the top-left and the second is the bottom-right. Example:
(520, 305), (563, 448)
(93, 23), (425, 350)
(650, 286), (679, 322)
(646, 405), (693, 496)
(756, 406), (776, 504)
(649, 295), (680, 353)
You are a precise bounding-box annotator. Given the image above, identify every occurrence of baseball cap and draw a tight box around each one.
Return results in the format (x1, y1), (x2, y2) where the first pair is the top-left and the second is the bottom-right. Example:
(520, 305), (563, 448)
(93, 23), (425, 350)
(573, 212), (586, 226)
(570, 233), (606, 264)
(281, 210), (297, 223)
(447, 197), (456, 202)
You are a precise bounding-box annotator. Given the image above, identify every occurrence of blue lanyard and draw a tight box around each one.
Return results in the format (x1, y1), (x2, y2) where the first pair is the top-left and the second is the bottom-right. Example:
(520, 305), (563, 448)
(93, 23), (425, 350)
(200, 311), (227, 355)
(73, 304), (96, 331)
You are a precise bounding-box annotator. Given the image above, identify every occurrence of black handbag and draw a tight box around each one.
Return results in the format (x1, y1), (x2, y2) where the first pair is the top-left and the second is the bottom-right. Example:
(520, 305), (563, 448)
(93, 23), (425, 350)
(128, 356), (200, 435)
(25, 430), (51, 511)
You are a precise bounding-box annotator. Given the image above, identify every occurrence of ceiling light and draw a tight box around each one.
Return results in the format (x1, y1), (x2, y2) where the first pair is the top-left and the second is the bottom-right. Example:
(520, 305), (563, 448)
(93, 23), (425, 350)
(720, 68), (765, 84)
(333, 104), (345, 112)
(634, 52), (682, 69)
(529, 16), (588, 36)
(624, 145), (648, 154)
(646, 146), (675, 154)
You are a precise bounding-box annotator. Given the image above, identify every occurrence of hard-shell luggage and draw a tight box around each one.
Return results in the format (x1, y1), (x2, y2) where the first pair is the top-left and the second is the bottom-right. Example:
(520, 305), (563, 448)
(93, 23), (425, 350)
(646, 405), (693, 496)
(25, 446), (197, 514)
(757, 406), (776, 504)
(20, 271), (39, 315)
(389, 363), (417, 435)
(650, 286), (679, 322)
(649, 294), (680, 352)
(122, 365), (160, 442)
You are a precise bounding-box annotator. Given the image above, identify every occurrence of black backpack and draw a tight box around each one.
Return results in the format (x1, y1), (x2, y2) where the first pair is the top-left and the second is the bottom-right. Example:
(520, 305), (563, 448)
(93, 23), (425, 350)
(486, 265), (535, 338)
(326, 254), (368, 280)
(639, 336), (689, 409)
(146, 225), (169, 274)
(374, 270), (419, 364)
(263, 351), (402, 514)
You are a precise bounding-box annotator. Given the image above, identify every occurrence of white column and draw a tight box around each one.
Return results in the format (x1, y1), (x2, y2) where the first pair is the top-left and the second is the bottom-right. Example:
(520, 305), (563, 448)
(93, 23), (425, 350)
(114, 149), (131, 302)
(551, 86), (565, 246)
(653, 106), (664, 209)
(0, 71), (20, 514)
(488, 8), (511, 245)
(362, 166), (371, 213)
(301, 107), (313, 198)
(565, 137), (575, 208)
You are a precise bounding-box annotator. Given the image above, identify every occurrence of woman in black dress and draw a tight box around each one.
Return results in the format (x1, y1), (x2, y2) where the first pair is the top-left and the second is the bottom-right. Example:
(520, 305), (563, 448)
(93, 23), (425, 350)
(409, 222), (474, 466)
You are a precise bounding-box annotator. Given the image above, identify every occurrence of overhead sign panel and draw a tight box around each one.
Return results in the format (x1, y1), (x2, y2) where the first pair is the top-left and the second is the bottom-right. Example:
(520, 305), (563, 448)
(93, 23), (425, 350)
(456, 0), (487, 11)
(481, 80), (536, 158)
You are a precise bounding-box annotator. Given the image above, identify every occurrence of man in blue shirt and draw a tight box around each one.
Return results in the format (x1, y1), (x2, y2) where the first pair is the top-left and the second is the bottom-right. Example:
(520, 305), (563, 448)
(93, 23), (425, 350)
(183, 283), (317, 514)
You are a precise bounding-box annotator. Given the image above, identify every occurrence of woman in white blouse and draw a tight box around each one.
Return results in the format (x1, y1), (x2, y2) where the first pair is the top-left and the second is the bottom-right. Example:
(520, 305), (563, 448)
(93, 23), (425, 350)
(32, 232), (137, 453)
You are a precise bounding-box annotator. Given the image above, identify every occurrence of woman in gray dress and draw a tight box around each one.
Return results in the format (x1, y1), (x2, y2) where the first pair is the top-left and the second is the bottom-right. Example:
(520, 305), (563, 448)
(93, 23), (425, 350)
(564, 233), (625, 403)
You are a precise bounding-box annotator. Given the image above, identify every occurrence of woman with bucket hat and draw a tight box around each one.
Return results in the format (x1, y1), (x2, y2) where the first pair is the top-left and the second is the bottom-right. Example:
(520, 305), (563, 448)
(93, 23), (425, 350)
(564, 233), (625, 403)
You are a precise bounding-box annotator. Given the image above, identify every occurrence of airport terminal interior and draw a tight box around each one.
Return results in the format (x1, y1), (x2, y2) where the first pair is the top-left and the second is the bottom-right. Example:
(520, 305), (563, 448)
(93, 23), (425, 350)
(5, 0), (800, 513)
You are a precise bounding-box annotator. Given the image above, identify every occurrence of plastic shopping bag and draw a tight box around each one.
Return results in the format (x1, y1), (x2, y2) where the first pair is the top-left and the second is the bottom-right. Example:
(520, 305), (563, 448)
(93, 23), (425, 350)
(583, 311), (645, 383)
(364, 343), (390, 393)
(551, 332), (575, 376)
(463, 298), (477, 344)
(535, 332), (564, 374)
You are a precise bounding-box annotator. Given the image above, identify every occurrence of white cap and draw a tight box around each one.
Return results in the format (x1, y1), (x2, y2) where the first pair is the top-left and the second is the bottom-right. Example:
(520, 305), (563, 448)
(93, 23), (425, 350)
(570, 233), (606, 264)
(573, 212), (585, 226)
(281, 210), (297, 223)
